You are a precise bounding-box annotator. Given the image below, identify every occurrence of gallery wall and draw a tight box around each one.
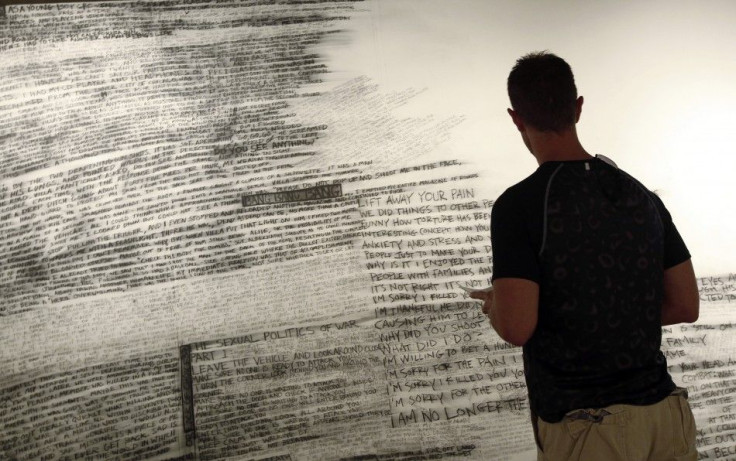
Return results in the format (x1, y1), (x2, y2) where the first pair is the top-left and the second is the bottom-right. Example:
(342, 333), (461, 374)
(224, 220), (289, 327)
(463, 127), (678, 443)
(1, 1), (734, 460)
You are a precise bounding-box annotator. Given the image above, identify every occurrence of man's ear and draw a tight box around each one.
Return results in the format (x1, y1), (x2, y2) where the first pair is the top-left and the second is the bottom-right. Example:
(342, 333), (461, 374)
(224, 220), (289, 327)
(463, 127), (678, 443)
(507, 108), (525, 132)
(575, 96), (584, 123)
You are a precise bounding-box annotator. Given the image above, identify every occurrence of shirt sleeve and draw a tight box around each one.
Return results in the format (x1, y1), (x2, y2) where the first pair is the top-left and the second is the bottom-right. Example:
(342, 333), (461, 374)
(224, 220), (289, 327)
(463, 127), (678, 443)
(650, 193), (691, 269)
(490, 190), (541, 283)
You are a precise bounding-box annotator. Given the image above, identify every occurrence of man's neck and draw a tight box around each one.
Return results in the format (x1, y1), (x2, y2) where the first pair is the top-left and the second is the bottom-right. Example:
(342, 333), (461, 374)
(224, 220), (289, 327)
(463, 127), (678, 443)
(526, 126), (592, 165)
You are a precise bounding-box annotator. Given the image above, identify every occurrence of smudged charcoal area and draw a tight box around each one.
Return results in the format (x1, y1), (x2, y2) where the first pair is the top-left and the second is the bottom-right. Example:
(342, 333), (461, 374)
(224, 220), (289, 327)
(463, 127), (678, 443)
(0, 1), (365, 314)
(0, 350), (184, 459)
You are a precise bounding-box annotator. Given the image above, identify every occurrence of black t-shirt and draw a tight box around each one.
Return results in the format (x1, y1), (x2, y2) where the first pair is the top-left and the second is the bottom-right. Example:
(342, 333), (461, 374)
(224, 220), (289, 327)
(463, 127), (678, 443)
(491, 156), (690, 423)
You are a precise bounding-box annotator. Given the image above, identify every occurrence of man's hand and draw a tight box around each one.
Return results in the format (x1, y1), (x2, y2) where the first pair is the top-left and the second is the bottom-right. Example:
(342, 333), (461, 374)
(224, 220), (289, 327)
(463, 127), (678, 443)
(469, 279), (539, 347)
(469, 289), (494, 318)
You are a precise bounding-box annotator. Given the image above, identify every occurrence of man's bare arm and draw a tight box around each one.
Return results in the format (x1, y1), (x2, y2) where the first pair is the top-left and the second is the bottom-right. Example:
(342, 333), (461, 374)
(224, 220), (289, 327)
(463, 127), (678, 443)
(661, 259), (699, 326)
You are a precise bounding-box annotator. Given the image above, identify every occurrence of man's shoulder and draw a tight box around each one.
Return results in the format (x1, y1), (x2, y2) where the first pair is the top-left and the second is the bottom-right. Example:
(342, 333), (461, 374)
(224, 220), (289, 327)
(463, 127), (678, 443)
(493, 167), (552, 223)
(498, 164), (555, 203)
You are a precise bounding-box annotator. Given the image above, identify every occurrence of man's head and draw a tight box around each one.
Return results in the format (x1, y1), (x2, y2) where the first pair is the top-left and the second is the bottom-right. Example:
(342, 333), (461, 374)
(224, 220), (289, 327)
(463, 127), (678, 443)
(507, 52), (580, 133)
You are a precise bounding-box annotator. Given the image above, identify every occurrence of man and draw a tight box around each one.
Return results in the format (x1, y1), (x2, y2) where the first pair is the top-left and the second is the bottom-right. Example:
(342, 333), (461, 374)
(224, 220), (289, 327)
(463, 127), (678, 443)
(470, 52), (700, 460)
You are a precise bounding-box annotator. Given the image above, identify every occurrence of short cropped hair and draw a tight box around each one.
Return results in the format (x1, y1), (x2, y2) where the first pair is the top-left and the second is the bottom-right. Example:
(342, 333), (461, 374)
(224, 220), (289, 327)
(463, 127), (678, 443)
(507, 52), (578, 132)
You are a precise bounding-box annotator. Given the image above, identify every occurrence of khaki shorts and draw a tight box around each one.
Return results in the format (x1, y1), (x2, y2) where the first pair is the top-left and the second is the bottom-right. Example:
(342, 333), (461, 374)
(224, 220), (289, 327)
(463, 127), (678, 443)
(535, 388), (697, 461)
